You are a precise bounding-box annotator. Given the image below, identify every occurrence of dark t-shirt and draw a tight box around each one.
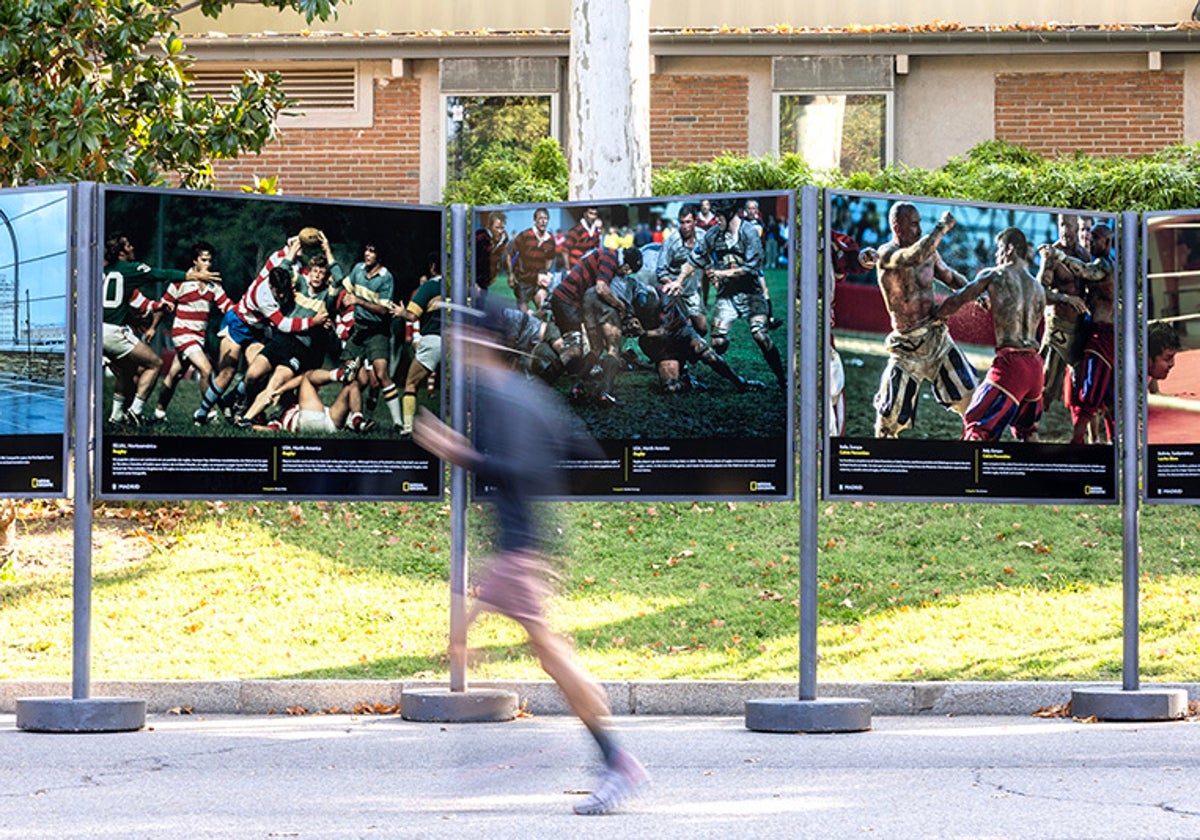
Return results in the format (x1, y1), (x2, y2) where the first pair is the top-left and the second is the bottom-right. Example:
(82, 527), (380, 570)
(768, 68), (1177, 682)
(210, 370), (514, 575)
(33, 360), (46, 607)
(474, 367), (598, 552)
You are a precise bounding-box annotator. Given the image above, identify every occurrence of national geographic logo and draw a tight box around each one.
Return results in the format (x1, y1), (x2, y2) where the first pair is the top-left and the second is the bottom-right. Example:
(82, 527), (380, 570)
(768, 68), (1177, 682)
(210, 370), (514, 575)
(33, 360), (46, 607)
(30, 478), (53, 489)
(750, 481), (776, 493)
(1083, 485), (1106, 497)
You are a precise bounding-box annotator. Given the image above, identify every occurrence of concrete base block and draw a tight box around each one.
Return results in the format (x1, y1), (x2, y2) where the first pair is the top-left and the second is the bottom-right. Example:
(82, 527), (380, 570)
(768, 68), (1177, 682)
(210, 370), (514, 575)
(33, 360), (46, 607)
(744, 697), (873, 733)
(400, 687), (518, 723)
(1071, 686), (1189, 722)
(16, 697), (146, 733)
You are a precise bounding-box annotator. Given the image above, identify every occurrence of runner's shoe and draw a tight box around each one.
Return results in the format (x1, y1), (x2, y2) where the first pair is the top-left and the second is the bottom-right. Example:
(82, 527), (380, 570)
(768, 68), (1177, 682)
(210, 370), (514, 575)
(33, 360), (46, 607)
(573, 750), (649, 816)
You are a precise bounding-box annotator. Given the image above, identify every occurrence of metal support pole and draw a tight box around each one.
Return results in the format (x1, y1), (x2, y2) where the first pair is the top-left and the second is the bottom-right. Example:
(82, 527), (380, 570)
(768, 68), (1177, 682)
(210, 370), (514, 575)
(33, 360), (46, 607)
(798, 185), (820, 702)
(448, 204), (469, 694)
(71, 190), (95, 701)
(746, 186), (871, 733)
(1120, 210), (1140, 693)
(1071, 211), (1186, 721)
(18, 182), (145, 732)
(402, 203), (515, 723)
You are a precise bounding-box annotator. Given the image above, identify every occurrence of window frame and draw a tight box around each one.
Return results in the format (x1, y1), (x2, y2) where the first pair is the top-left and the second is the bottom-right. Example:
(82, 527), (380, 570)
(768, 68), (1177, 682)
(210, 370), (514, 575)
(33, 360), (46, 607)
(772, 89), (894, 174)
(439, 91), (561, 190)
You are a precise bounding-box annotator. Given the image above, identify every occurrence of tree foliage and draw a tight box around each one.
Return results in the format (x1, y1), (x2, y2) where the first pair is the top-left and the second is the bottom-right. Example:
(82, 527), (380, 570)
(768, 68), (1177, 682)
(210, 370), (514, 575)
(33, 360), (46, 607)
(0, 0), (343, 188)
(441, 136), (569, 206)
(651, 139), (1200, 212)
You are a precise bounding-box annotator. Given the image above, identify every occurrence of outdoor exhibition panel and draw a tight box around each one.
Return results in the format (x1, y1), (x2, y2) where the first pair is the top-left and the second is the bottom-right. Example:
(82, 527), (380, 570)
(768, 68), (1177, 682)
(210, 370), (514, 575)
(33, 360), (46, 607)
(470, 191), (796, 501)
(94, 186), (446, 501)
(0, 185), (71, 498)
(824, 190), (1118, 503)
(1143, 209), (1200, 503)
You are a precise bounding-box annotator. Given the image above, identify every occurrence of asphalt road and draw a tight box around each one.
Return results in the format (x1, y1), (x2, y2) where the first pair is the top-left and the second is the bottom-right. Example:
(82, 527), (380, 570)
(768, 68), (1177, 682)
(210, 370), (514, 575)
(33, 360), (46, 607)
(4, 712), (1200, 838)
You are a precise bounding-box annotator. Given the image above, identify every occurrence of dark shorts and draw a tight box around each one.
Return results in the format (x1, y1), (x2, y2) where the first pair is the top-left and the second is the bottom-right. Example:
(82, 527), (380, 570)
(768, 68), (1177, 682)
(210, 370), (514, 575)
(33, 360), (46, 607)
(639, 325), (703, 365)
(550, 295), (584, 336)
(583, 288), (621, 329)
(343, 323), (391, 363)
(263, 332), (322, 373)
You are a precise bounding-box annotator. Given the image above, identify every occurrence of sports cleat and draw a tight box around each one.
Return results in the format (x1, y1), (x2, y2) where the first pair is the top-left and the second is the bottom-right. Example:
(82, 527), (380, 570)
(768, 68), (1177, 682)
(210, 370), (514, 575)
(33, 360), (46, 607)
(122, 409), (145, 426)
(153, 408), (168, 421)
(573, 751), (649, 816)
(596, 392), (624, 408)
(339, 356), (363, 382)
(736, 378), (767, 393)
(192, 409), (210, 426)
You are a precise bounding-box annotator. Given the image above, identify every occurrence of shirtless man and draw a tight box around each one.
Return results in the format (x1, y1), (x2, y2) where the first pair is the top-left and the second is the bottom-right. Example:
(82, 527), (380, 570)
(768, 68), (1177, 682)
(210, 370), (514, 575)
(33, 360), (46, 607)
(1039, 214), (1091, 409)
(1048, 224), (1116, 444)
(872, 202), (978, 438)
(939, 228), (1085, 442)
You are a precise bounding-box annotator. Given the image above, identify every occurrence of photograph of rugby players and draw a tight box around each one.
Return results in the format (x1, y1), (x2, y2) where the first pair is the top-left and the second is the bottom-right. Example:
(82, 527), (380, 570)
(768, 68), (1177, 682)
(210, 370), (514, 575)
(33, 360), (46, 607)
(471, 193), (793, 499)
(99, 187), (444, 440)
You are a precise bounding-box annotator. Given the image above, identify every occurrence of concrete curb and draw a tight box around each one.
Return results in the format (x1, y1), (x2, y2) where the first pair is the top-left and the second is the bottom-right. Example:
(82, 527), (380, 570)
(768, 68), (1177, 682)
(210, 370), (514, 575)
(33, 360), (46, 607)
(4, 679), (1198, 716)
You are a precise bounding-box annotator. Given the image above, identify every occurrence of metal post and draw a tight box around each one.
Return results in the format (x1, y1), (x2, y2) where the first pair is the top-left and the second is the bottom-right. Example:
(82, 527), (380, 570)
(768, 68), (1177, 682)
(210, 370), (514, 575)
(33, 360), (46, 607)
(17, 182), (145, 732)
(798, 185), (819, 702)
(448, 204), (469, 694)
(1070, 211), (1186, 721)
(401, 203), (516, 723)
(745, 186), (871, 732)
(1120, 210), (1140, 693)
(71, 192), (95, 701)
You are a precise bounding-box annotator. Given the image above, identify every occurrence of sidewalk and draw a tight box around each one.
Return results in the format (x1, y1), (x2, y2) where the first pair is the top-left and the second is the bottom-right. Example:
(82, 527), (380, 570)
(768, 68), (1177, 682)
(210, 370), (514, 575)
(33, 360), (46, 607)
(3, 678), (1199, 716)
(4, 711), (1200, 838)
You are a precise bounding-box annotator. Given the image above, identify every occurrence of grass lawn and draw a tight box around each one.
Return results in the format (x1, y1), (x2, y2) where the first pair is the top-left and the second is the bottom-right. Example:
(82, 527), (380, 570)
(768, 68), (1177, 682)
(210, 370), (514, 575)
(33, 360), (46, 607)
(3, 496), (1198, 685)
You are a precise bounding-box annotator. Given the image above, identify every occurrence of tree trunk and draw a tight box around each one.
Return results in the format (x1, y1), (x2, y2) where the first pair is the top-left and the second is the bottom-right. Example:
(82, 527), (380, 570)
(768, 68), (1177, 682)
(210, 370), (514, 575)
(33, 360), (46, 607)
(568, 0), (652, 200)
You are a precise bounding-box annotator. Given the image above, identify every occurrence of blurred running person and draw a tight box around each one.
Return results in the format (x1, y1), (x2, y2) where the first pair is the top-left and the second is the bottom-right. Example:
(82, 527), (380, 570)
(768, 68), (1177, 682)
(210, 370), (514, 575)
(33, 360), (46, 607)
(413, 306), (647, 816)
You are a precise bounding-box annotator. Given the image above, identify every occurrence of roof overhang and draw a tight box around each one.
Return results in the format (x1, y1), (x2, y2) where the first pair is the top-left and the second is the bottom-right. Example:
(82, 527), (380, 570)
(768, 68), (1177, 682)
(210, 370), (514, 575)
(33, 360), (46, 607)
(183, 25), (1200, 63)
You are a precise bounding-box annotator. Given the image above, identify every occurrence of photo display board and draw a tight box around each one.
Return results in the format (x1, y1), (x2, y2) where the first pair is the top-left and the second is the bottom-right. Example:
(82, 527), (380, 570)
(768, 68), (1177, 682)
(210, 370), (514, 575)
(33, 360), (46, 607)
(1144, 210), (1200, 502)
(96, 186), (445, 500)
(471, 192), (795, 500)
(824, 190), (1117, 503)
(0, 186), (71, 497)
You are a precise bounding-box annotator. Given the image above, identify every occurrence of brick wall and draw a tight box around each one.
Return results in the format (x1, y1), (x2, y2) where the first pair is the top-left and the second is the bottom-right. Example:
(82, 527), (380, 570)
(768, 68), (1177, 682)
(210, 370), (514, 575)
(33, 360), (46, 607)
(995, 71), (1183, 157)
(650, 74), (750, 167)
(210, 76), (423, 202)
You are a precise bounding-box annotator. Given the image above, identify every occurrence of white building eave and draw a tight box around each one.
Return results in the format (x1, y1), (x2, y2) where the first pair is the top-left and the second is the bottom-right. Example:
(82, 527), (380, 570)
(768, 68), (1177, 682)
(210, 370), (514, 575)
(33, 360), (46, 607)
(182, 25), (1200, 62)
